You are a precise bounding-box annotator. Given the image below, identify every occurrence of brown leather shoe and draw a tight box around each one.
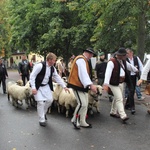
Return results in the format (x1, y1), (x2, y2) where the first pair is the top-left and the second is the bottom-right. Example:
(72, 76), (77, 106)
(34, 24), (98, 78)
(110, 113), (120, 118)
(147, 110), (150, 114)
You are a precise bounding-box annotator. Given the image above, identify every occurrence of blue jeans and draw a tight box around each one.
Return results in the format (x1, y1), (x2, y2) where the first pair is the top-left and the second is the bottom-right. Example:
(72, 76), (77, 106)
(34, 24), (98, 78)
(125, 85), (142, 99)
(135, 86), (142, 99)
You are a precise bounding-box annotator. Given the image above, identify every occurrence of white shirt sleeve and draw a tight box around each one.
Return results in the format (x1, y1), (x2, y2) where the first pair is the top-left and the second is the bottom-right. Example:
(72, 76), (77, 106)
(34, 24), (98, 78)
(52, 67), (66, 88)
(137, 57), (143, 72)
(76, 58), (93, 88)
(104, 61), (114, 85)
(140, 59), (150, 80)
(126, 61), (138, 72)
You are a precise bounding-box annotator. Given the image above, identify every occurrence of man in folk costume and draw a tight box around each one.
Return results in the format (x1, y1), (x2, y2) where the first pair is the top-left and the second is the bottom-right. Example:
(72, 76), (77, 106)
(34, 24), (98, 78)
(137, 59), (150, 114)
(103, 48), (138, 123)
(30, 53), (69, 127)
(68, 48), (98, 129)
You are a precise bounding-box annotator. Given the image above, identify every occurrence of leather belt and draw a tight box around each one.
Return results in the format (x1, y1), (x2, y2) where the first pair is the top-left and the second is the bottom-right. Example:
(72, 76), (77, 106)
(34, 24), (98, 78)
(41, 84), (47, 86)
(119, 76), (125, 83)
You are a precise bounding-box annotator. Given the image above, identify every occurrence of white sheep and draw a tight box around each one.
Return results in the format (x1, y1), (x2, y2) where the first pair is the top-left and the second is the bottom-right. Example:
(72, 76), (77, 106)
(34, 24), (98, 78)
(7, 79), (24, 101)
(88, 85), (102, 115)
(25, 81), (37, 107)
(52, 83), (77, 117)
(7, 83), (32, 109)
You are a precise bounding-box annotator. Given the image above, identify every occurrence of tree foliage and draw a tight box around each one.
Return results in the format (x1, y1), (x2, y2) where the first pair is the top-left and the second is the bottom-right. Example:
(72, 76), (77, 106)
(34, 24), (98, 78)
(0, 0), (150, 61)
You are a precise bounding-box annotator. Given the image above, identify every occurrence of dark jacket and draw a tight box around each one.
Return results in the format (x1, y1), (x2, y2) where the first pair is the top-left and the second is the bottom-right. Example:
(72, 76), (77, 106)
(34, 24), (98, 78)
(95, 59), (107, 78)
(18, 60), (32, 75)
(0, 63), (8, 79)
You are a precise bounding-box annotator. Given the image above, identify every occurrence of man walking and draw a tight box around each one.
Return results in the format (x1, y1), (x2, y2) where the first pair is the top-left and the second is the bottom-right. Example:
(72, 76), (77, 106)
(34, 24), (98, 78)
(68, 48), (98, 129)
(30, 52), (69, 127)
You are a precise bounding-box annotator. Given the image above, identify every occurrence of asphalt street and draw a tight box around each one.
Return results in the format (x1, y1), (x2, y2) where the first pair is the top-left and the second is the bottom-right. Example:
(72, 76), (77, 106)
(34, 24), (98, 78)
(0, 69), (150, 150)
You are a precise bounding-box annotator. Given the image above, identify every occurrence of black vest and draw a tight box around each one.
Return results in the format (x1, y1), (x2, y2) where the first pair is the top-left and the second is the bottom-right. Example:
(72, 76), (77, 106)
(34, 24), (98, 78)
(35, 62), (54, 91)
(126, 56), (140, 78)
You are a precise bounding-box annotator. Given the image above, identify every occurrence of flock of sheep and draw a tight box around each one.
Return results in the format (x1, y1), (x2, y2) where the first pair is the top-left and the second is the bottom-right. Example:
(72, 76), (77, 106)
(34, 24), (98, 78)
(6, 78), (103, 117)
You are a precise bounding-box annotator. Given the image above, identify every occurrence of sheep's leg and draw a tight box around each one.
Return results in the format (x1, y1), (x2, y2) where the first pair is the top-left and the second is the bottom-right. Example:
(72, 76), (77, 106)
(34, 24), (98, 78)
(88, 104), (94, 115)
(65, 104), (70, 118)
(57, 103), (61, 113)
(96, 104), (100, 113)
(47, 106), (51, 113)
(7, 93), (10, 101)
(25, 99), (29, 109)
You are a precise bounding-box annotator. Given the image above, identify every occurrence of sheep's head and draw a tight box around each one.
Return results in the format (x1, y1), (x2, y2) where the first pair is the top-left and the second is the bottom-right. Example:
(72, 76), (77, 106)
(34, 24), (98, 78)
(16, 80), (23, 86)
(25, 87), (32, 98)
(62, 77), (67, 83)
(88, 85), (102, 102)
(96, 85), (102, 96)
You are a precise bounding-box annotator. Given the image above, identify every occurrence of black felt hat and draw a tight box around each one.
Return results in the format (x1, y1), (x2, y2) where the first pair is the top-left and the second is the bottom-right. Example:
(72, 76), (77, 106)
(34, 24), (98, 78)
(84, 47), (97, 57)
(115, 48), (127, 56)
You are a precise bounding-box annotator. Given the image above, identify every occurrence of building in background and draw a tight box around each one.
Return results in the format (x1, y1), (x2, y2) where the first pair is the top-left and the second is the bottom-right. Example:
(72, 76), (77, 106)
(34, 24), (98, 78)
(6, 52), (44, 68)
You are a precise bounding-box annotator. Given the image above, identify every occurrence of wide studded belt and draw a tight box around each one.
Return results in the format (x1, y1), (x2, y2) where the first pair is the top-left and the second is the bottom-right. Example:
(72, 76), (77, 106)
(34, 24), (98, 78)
(119, 76), (125, 83)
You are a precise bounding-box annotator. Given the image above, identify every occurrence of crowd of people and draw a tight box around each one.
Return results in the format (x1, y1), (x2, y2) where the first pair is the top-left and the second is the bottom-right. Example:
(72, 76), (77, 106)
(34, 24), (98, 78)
(0, 47), (150, 129)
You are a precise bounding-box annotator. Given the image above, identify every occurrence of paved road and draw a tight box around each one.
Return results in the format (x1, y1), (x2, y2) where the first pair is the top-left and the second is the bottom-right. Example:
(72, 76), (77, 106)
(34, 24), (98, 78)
(0, 69), (150, 150)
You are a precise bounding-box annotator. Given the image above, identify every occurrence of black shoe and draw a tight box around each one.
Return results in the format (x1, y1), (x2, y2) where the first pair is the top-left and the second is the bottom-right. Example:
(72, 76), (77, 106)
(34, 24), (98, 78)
(72, 122), (80, 130)
(39, 122), (46, 127)
(109, 97), (113, 102)
(80, 124), (92, 128)
(45, 115), (47, 120)
(125, 105), (131, 110)
(131, 109), (136, 115)
(3, 92), (7, 94)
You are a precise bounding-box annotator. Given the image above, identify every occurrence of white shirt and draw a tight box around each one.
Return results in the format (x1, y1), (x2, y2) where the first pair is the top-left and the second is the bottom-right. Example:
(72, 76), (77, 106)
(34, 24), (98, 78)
(140, 59), (150, 80)
(104, 60), (138, 85)
(76, 57), (93, 88)
(30, 62), (66, 101)
(127, 56), (143, 75)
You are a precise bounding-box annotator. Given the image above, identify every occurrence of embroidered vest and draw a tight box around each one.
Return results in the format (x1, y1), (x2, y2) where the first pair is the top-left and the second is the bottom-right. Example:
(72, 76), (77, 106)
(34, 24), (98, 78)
(67, 55), (90, 92)
(109, 58), (128, 86)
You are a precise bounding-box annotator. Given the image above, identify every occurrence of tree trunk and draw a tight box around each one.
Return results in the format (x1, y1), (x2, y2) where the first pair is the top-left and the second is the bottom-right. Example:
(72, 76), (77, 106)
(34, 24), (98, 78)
(137, 11), (146, 62)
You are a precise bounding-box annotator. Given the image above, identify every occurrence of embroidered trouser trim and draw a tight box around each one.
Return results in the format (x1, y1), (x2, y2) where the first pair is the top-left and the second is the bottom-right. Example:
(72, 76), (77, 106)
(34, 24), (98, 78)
(71, 90), (88, 126)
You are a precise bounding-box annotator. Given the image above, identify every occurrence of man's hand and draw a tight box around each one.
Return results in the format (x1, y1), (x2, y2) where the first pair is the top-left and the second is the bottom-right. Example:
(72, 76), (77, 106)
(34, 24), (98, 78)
(32, 89), (37, 95)
(137, 79), (143, 86)
(103, 85), (109, 92)
(64, 87), (70, 93)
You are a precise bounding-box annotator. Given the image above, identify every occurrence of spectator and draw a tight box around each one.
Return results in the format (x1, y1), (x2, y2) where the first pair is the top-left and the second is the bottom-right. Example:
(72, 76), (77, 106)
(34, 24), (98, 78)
(125, 48), (144, 115)
(68, 55), (75, 76)
(18, 55), (32, 85)
(95, 52), (113, 102)
(0, 58), (8, 94)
